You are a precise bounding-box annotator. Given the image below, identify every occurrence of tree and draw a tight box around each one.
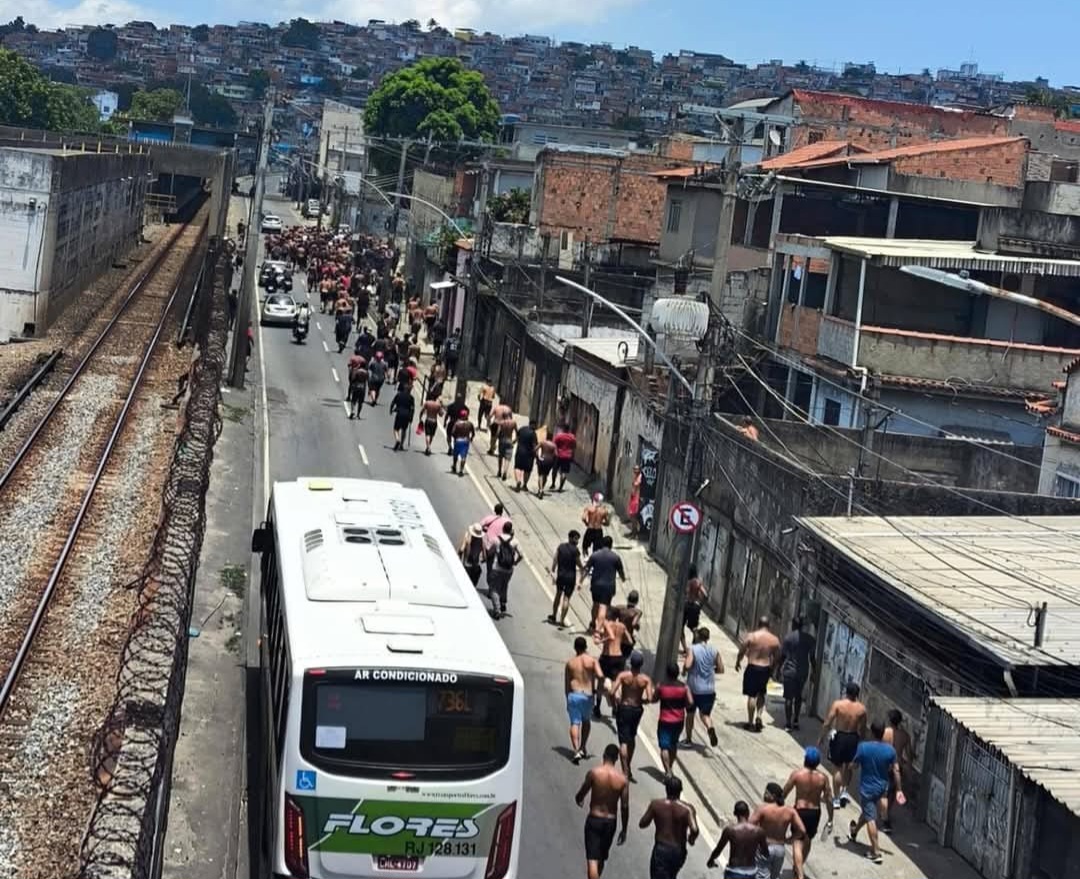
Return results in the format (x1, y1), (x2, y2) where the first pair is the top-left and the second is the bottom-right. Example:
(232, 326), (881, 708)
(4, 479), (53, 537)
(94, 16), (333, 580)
(129, 88), (184, 121)
(247, 68), (270, 98)
(363, 57), (500, 143)
(86, 27), (118, 61)
(188, 85), (237, 127)
(0, 16), (29, 44)
(192, 23), (209, 43)
(487, 188), (530, 224)
(427, 18), (439, 29)
(0, 50), (105, 132)
(402, 19), (421, 31)
(47, 84), (101, 132)
(281, 17), (320, 50)
(349, 63), (370, 80)
(613, 114), (646, 132)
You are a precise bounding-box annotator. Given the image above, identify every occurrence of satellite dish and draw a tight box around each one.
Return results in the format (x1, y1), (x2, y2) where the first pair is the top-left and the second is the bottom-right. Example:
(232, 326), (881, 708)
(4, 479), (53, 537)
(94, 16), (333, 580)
(769, 129), (782, 147)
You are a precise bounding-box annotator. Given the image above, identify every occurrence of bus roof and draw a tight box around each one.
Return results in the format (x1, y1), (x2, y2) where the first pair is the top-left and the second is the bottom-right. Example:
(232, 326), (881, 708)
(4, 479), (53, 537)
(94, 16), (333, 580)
(269, 478), (520, 678)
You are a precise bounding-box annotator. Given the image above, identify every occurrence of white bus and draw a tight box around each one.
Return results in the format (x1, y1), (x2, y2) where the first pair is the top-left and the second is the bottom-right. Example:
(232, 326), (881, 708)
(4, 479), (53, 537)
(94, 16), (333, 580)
(251, 478), (525, 879)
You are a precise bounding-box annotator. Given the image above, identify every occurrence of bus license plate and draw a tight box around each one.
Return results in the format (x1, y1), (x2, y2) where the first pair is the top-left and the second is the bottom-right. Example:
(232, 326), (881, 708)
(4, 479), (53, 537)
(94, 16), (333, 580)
(376, 855), (420, 871)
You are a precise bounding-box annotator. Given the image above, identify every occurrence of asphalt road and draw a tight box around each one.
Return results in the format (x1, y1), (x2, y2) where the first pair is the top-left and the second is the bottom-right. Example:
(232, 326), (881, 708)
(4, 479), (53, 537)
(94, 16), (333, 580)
(253, 194), (717, 878)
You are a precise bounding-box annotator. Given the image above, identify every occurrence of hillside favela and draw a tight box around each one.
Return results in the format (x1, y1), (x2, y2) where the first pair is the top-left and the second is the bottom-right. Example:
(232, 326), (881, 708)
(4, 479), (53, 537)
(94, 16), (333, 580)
(0, 6), (1078, 879)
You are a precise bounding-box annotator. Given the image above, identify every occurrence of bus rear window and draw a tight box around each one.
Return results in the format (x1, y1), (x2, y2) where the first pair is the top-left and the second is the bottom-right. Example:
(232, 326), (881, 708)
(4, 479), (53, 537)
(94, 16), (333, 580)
(301, 674), (513, 779)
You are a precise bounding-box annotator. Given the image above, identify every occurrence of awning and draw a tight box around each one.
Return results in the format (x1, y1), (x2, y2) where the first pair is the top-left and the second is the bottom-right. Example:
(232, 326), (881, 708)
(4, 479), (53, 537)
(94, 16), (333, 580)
(820, 237), (1080, 278)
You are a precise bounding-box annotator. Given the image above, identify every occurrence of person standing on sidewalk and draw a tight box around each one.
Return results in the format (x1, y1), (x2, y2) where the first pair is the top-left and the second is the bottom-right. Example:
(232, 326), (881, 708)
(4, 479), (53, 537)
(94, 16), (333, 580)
(627, 465), (643, 538)
(450, 416), (475, 477)
(705, 800), (769, 877)
(881, 709), (913, 833)
(683, 627), (724, 748)
(486, 522), (521, 619)
(750, 783), (807, 879)
(553, 423), (577, 491)
(457, 522), (487, 587)
(654, 664), (693, 780)
(680, 567), (707, 654)
(639, 776), (698, 879)
(575, 743), (630, 879)
(583, 536), (626, 634)
(818, 682), (868, 807)
(781, 746), (834, 878)
(595, 607), (632, 719)
(848, 722), (904, 865)
(779, 616), (817, 731)
(549, 530), (584, 628)
(477, 380), (496, 430)
(566, 636), (601, 764)
(611, 650), (651, 783)
(734, 617), (781, 732)
(581, 494), (610, 557)
(487, 400), (512, 454)
(513, 419), (540, 492)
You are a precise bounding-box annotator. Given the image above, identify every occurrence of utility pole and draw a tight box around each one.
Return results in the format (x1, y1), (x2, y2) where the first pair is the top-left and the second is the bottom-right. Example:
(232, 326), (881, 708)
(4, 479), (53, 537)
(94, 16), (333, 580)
(708, 121), (744, 310)
(652, 324), (715, 675)
(456, 162), (490, 399)
(389, 138), (411, 238)
(538, 232), (550, 314)
(228, 93), (274, 389)
(580, 238), (593, 337)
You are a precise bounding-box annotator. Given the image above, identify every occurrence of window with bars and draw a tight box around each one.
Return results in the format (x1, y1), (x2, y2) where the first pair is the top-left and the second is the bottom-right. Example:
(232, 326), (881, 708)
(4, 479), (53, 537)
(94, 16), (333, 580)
(1054, 472), (1080, 499)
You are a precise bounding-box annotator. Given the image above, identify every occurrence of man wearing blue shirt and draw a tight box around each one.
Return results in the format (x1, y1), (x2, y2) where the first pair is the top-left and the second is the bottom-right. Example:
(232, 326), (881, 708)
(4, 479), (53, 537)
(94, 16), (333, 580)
(848, 721), (904, 864)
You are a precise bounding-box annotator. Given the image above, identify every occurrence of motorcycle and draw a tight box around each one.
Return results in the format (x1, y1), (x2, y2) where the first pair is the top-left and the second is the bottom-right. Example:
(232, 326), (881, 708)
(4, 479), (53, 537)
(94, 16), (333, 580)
(293, 320), (309, 344)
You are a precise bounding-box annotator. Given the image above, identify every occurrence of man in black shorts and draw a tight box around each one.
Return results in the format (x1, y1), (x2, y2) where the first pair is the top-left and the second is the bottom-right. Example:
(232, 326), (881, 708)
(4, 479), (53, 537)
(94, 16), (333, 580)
(575, 743), (629, 879)
(513, 419), (539, 492)
(389, 384), (415, 451)
(612, 650), (652, 782)
(549, 530), (583, 628)
(596, 607), (631, 718)
(583, 536), (626, 635)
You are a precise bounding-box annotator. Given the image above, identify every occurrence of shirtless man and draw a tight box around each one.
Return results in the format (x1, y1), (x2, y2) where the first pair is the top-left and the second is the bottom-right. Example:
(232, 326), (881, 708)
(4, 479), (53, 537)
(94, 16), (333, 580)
(536, 434), (558, 498)
(706, 800), (769, 878)
(487, 401), (512, 455)
(817, 682), (867, 807)
(495, 415), (517, 480)
(680, 567), (708, 654)
(611, 590), (642, 658)
(565, 637), (601, 764)
(420, 397), (444, 456)
(881, 709), (913, 832)
(611, 651), (652, 782)
(581, 495), (610, 557)
(596, 608), (632, 716)
(751, 783), (806, 879)
(450, 418), (475, 477)
(639, 776), (698, 879)
(734, 617), (781, 731)
(575, 744), (629, 879)
(477, 381), (496, 430)
(781, 747), (834, 876)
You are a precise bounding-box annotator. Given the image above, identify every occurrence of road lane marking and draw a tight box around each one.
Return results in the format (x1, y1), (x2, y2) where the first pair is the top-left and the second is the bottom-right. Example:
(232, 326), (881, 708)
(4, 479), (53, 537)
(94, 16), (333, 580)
(341, 401), (350, 417)
(447, 422), (720, 850)
(321, 340), (329, 353)
(358, 444), (369, 466)
(316, 321), (322, 331)
(331, 367), (340, 384)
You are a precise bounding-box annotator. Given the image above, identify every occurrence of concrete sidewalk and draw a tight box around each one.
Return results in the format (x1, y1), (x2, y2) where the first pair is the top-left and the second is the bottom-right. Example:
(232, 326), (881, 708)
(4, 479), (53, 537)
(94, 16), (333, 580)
(409, 353), (978, 879)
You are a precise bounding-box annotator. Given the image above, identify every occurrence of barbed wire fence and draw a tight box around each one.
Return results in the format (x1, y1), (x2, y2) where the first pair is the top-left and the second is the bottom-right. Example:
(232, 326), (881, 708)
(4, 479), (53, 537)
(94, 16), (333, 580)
(78, 241), (229, 879)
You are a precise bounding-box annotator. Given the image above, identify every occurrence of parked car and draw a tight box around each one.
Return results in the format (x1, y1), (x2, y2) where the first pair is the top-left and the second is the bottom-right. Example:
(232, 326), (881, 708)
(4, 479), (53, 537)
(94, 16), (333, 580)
(303, 199), (320, 219)
(261, 294), (298, 326)
(261, 214), (283, 233)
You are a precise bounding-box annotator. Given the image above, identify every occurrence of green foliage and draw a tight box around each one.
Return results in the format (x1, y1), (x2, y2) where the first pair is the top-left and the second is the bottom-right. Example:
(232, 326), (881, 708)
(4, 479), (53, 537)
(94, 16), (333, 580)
(281, 17), (320, 50)
(247, 68), (270, 98)
(86, 27), (118, 61)
(571, 54), (591, 71)
(129, 87), (184, 121)
(47, 84), (102, 132)
(0, 50), (107, 132)
(188, 85), (237, 127)
(192, 23), (209, 43)
(487, 188), (530, 224)
(402, 19), (421, 31)
(1026, 88), (1069, 117)
(612, 114), (646, 132)
(349, 63), (370, 80)
(0, 16), (31, 44)
(363, 57), (499, 143)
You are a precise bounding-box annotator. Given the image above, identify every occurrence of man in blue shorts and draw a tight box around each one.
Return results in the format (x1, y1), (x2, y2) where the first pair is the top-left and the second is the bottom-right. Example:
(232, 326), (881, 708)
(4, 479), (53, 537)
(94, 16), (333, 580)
(450, 417), (475, 477)
(565, 636), (601, 764)
(849, 721), (903, 865)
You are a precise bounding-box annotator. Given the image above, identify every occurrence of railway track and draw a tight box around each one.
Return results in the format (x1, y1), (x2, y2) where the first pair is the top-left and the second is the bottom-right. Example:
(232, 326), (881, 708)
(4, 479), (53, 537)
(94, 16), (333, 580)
(0, 214), (209, 877)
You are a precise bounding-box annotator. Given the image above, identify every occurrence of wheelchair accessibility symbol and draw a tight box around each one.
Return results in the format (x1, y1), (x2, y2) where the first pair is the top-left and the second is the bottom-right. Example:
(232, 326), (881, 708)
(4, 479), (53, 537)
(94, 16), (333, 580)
(296, 770), (317, 791)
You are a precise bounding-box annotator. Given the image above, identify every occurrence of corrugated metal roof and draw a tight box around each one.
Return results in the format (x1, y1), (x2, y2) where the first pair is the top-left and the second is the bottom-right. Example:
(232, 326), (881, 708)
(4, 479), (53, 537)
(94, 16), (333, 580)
(565, 335), (639, 367)
(797, 515), (1080, 666)
(820, 237), (1080, 277)
(788, 136), (1025, 172)
(932, 697), (1080, 813)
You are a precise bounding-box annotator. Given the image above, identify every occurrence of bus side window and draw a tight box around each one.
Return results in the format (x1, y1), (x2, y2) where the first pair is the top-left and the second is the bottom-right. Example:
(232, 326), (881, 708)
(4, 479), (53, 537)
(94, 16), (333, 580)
(263, 543), (291, 756)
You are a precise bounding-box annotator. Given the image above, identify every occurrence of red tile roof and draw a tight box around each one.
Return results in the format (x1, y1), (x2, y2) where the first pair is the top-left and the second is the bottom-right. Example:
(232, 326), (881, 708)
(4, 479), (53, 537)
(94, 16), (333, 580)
(1055, 120), (1080, 135)
(759, 140), (870, 171)
(788, 136), (1026, 171)
(790, 90), (996, 124)
(1048, 425), (1080, 445)
(1066, 356), (1080, 374)
(1026, 397), (1058, 415)
(651, 164), (722, 180)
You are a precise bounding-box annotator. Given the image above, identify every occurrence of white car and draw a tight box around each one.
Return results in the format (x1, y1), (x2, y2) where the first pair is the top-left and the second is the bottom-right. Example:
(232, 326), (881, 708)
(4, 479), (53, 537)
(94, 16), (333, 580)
(261, 214), (283, 233)
(261, 293), (298, 326)
(303, 199), (320, 219)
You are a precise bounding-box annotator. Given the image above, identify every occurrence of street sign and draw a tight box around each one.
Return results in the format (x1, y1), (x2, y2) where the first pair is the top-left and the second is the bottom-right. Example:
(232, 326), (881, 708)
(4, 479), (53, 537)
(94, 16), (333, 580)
(669, 501), (702, 534)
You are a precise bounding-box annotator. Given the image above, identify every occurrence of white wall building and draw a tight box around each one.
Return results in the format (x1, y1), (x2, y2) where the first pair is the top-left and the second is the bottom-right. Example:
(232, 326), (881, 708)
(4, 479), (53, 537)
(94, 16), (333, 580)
(91, 90), (119, 121)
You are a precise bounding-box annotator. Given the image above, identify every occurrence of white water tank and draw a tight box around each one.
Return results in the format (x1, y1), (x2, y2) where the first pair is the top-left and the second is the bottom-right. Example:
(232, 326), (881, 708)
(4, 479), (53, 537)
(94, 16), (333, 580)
(651, 296), (709, 341)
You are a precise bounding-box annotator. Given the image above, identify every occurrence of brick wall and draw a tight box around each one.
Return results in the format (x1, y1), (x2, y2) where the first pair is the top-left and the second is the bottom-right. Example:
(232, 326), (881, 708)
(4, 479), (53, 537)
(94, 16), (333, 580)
(536, 150), (684, 245)
(790, 90), (1008, 151)
(777, 304), (823, 357)
(891, 139), (1028, 187)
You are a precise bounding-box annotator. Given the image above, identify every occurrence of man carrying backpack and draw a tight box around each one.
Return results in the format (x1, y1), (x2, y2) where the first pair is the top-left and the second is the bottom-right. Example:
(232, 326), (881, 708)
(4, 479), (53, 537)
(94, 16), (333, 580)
(458, 522), (487, 587)
(487, 522), (522, 620)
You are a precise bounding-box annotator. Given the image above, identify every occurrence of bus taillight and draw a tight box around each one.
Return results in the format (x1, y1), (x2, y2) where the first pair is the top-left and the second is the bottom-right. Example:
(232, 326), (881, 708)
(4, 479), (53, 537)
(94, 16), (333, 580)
(484, 801), (516, 879)
(284, 794), (309, 877)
